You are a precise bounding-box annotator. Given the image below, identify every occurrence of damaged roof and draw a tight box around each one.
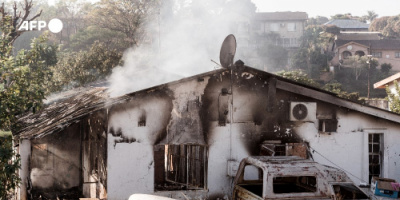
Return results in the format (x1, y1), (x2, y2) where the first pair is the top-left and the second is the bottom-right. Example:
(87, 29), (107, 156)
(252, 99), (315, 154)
(14, 87), (109, 139)
(13, 65), (400, 139)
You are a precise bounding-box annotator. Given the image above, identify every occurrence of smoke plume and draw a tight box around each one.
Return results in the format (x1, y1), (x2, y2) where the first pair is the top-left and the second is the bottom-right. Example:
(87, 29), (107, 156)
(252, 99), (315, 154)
(108, 0), (256, 97)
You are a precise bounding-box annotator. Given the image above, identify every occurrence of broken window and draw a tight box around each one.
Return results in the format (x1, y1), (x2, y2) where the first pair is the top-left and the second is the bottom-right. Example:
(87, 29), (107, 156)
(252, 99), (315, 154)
(318, 119), (338, 132)
(237, 165), (264, 197)
(155, 144), (207, 190)
(273, 176), (317, 194)
(369, 134), (383, 183)
(260, 142), (308, 159)
(332, 184), (369, 199)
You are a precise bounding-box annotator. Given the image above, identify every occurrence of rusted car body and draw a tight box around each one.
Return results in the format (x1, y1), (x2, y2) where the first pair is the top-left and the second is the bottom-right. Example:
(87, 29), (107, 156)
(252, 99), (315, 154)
(232, 156), (369, 200)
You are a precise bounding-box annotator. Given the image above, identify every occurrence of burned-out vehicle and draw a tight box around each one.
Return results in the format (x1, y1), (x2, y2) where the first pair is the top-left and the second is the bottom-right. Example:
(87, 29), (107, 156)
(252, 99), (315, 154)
(233, 156), (370, 200)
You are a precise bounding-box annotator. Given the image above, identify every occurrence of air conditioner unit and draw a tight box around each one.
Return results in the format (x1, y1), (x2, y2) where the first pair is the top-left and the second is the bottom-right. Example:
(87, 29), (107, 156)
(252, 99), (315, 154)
(280, 23), (285, 27)
(290, 102), (317, 121)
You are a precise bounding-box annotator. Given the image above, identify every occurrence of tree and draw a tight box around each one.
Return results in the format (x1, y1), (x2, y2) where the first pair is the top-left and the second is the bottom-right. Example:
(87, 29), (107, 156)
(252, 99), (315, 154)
(0, 0), (42, 45)
(0, 135), (20, 199)
(88, 0), (160, 48)
(343, 55), (378, 80)
(50, 41), (122, 92)
(370, 15), (400, 38)
(364, 10), (378, 24)
(307, 16), (329, 26)
(381, 63), (392, 75)
(291, 25), (334, 75)
(1, 14), (56, 131)
(386, 81), (400, 113)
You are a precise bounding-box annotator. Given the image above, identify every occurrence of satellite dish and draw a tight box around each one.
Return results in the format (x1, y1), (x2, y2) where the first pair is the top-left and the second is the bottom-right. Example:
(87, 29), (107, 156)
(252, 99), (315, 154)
(219, 34), (236, 68)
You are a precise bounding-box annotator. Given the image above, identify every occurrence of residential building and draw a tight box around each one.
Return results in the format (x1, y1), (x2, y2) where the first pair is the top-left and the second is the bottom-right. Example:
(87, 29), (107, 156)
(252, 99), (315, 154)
(374, 72), (400, 94)
(251, 12), (308, 48)
(13, 62), (400, 200)
(331, 39), (400, 71)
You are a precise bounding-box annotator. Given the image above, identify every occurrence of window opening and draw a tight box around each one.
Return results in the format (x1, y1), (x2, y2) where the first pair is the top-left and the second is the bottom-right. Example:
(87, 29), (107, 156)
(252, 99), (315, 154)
(369, 134), (382, 183)
(372, 52), (382, 58)
(155, 144), (207, 190)
(273, 176), (317, 194)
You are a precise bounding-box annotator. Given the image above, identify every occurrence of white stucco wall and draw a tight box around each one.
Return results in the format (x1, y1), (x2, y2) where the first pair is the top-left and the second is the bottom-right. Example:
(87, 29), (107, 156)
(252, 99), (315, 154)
(106, 72), (400, 200)
(107, 97), (171, 199)
(295, 109), (400, 184)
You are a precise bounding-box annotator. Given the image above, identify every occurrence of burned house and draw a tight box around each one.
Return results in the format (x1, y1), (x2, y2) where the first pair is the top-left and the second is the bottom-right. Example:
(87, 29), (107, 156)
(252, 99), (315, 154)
(13, 63), (400, 200)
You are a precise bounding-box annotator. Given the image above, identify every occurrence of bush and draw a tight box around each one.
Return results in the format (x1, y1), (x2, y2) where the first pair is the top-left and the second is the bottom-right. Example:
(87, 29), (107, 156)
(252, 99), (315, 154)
(0, 135), (20, 199)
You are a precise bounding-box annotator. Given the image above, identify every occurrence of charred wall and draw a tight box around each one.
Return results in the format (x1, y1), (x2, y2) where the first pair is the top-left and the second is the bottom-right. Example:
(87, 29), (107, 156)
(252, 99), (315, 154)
(82, 110), (108, 199)
(106, 68), (344, 199)
(29, 123), (81, 199)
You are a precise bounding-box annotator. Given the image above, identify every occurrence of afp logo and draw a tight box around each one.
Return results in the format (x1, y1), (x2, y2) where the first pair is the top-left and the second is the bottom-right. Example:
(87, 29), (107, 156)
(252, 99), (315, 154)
(18, 18), (63, 33)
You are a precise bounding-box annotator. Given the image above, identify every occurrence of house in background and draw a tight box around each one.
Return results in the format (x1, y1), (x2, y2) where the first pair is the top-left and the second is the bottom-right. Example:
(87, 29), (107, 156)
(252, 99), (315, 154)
(251, 12), (308, 49)
(324, 19), (369, 32)
(374, 72), (400, 94)
(330, 39), (400, 71)
(13, 62), (400, 200)
(374, 73), (400, 110)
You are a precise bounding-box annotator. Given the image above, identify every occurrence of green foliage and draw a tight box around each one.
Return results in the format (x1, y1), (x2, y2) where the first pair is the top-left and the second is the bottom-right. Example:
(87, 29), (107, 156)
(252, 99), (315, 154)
(323, 82), (362, 102)
(291, 25), (334, 74)
(0, 135), (21, 199)
(50, 42), (122, 91)
(69, 26), (128, 51)
(342, 55), (378, 80)
(276, 70), (320, 87)
(1, 16), (57, 130)
(386, 81), (400, 113)
(88, 0), (160, 48)
(381, 63), (392, 75)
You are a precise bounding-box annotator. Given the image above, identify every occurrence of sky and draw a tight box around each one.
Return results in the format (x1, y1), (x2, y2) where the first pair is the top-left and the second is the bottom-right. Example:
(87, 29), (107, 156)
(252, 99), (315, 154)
(251, 0), (400, 18)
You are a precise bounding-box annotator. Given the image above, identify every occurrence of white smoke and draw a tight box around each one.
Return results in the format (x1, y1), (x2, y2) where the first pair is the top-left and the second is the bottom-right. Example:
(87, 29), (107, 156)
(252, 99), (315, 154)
(108, 0), (256, 97)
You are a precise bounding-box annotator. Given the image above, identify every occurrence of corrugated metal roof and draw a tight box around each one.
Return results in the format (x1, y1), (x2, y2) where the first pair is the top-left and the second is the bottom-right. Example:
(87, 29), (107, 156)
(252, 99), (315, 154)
(254, 12), (308, 21)
(324, 19), (369, 29)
